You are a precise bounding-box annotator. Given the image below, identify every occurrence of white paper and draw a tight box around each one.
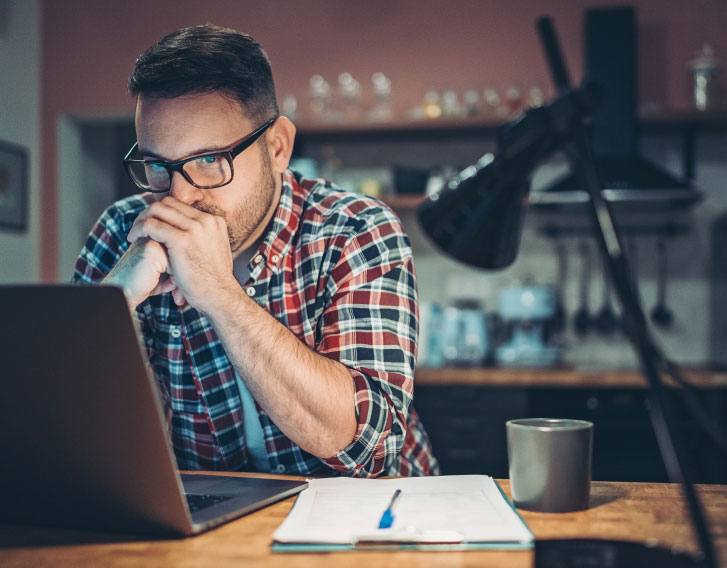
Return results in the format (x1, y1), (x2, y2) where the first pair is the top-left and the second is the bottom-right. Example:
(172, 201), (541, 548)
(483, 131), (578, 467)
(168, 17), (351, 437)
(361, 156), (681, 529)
(273, 475), (533, 545)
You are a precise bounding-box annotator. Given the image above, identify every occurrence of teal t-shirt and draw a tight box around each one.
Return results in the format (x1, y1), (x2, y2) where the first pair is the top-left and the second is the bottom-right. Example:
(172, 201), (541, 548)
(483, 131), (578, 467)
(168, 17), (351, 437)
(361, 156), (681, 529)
(231, 236), (270, 472)
(234, 371), (270, 472)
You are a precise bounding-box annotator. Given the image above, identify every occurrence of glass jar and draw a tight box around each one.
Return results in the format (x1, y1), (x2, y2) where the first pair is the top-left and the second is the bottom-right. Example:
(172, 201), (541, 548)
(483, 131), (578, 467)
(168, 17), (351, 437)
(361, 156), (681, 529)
(688, 45), (723, 111)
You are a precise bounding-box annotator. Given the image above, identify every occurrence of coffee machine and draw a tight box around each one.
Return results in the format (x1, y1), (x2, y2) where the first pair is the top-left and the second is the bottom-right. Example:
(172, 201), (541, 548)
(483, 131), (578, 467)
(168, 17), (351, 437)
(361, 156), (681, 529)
(495, 285), (561, 367)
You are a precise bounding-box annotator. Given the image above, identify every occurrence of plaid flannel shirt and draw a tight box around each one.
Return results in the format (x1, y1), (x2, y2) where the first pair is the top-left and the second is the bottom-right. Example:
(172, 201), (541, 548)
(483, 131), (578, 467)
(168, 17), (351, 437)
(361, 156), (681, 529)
(73, 170), (440, 477)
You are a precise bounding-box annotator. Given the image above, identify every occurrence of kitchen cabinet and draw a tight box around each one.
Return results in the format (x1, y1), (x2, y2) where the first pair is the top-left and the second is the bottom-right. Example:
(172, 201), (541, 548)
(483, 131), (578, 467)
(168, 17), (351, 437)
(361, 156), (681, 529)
(413, 368), (727, 483)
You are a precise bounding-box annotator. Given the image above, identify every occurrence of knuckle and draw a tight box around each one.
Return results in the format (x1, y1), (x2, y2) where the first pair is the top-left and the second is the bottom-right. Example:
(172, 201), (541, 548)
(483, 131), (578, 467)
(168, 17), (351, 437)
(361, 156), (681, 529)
(189, 218), (204, 235)
(140, 215), (155, 229)
(148, 201), (166, 214)
(201, 215), (219, 231)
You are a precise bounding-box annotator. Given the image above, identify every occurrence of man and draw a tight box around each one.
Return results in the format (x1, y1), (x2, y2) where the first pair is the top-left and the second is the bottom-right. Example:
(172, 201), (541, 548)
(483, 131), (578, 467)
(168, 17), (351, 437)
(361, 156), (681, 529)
(73, 24), (439, 478)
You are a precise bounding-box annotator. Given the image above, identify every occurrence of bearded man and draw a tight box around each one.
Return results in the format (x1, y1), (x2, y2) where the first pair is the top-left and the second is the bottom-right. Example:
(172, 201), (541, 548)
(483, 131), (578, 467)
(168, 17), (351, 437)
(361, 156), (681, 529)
(73, 24), (439, 478)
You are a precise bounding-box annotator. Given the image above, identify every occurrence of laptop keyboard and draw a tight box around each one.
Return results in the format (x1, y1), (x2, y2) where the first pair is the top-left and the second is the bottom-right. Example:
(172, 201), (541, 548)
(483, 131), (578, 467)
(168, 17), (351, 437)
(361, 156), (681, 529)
(185, 493), (232, 513)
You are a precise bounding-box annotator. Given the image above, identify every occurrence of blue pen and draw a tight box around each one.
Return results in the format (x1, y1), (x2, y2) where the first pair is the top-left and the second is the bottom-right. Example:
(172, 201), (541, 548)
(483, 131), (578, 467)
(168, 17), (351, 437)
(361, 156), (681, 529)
(378, 489), (402, 529)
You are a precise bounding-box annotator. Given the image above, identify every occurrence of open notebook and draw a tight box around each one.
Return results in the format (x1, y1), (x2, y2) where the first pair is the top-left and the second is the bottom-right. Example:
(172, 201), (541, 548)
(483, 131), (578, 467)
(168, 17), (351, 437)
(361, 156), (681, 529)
(273, 475), (533, 552)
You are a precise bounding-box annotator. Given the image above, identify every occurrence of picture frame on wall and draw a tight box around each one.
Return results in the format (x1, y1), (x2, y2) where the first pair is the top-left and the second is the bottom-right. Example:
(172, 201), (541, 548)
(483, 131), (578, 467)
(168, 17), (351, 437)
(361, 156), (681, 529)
(0, 139), (29, 231)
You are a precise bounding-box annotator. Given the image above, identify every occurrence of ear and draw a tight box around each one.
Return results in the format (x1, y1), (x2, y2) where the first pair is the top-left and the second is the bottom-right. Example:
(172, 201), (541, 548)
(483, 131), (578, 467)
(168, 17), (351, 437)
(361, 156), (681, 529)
(266, 116), (296, 175)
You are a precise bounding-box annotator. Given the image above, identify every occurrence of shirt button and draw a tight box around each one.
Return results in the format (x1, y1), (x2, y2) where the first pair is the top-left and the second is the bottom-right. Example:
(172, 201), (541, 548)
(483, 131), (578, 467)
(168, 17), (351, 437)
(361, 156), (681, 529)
(275, 464), (286, 474)
(246, 286), (256, 297)
(271, 254), (280, 264)
(170, 326), (181, 339)
(253, 254), (263, 264)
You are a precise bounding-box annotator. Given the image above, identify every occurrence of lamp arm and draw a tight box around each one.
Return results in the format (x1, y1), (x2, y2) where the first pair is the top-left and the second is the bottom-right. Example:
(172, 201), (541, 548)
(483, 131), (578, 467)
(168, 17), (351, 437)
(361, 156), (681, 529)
(564, 125), (717, 568)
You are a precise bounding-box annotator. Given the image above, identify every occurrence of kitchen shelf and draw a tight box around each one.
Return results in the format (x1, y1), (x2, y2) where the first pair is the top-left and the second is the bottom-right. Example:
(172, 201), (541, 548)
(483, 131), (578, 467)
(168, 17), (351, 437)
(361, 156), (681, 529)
(538, 221), (692, 239)
(380, 194), (427, 210)
(295, 109), (727, 138)
(641, 109), (727, 179)
(294, 116), (503, 140)
(640, 109), (727, 132)
(294, 109), (727, 184)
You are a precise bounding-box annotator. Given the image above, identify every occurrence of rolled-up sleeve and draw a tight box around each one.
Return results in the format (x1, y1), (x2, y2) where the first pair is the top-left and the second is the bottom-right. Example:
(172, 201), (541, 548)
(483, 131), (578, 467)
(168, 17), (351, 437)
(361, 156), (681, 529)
(72, 196), (150, 285)
(315, 215), (418, 477)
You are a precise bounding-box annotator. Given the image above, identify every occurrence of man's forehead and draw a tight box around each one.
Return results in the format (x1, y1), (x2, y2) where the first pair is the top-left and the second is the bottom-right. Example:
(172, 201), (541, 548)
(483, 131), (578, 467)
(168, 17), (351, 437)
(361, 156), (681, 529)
(135, 92), (249, 126)
(134, 92), (253, 159)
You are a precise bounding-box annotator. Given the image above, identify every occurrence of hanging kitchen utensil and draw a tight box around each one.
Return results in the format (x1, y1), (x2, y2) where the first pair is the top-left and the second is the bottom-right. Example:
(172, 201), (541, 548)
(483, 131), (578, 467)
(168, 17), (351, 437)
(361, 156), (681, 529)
(573, 241), (592, 336)
(550, 239), (567, 333)
(650, 238), (674, 329)
(628, 237), (643, 305)
(595, 259), (619, 335)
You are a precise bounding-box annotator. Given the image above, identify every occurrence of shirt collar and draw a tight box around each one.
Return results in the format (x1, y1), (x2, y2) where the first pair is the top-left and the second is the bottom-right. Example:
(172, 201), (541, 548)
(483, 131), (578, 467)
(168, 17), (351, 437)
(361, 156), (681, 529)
(257, 169), (303, 267)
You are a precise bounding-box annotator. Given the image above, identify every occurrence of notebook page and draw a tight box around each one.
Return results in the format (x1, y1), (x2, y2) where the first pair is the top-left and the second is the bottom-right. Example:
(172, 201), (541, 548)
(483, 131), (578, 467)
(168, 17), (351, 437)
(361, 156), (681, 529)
(273, 475), (532, 545)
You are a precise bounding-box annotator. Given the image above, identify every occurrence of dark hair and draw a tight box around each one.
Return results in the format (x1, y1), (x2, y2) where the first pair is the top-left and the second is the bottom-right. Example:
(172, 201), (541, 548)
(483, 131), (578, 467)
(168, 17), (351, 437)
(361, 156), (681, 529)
(128, 24), (278, 124)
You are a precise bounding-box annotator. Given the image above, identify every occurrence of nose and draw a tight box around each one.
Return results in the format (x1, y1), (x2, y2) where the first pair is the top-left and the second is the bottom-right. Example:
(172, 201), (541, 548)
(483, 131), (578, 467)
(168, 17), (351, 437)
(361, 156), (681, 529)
(168, 171), (204, 205)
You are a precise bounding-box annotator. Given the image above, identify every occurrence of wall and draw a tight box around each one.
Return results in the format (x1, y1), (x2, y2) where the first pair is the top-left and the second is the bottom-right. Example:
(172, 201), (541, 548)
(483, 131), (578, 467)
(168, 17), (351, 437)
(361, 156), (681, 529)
(57, 119), (123, 281)
(40, 0), (727, 280)
(0, 0), (39, 282)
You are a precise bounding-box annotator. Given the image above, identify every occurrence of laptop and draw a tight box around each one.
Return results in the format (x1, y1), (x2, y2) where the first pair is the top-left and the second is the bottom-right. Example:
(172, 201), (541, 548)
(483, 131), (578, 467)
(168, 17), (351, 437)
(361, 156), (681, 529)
(0, 285), (307, 537)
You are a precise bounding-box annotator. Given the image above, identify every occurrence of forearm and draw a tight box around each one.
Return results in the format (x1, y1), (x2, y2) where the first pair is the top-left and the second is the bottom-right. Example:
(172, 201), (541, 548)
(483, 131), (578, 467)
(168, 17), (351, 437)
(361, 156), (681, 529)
(205, 287), (357, 459)
(100, 238), (174, 310)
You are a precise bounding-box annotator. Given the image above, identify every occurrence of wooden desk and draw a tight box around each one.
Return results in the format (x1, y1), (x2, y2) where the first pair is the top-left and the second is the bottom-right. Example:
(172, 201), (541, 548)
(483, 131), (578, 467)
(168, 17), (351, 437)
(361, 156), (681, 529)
(1, 474), (726, 568)
(414, 366), (727, 388)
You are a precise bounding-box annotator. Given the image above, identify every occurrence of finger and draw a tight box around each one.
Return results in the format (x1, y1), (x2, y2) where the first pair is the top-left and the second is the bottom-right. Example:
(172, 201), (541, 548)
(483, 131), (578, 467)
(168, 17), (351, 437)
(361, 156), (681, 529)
(157, 195), (208, 218)
(128, 195), (216, 244)
(172, 287), (188, 307)
(151, 197), (219, 231)
(127, 204), (164, 242)
(128, 216), (188, 247)
(127, 212), (150, 243)
(131, 201), (200, 239)
(149, 274), (177, 296)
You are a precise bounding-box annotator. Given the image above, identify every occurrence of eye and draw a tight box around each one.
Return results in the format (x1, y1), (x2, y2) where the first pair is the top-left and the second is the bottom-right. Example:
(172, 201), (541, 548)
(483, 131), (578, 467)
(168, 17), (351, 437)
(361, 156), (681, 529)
(194, 155), (223, 167)
(148, 162), (167, 172)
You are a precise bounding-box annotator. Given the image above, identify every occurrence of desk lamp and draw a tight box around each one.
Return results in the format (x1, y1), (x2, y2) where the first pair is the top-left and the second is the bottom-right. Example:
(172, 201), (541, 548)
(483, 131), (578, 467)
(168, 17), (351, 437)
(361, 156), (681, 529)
(418, 16), (726, 568)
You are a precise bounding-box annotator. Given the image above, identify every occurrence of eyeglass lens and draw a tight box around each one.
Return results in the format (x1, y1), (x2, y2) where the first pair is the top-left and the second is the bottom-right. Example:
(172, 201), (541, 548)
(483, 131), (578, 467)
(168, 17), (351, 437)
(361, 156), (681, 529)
(128, 154), (233, 191)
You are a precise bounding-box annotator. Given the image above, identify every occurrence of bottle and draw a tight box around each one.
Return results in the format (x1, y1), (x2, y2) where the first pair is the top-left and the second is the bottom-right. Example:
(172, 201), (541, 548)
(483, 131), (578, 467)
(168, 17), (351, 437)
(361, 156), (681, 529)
(368, 72), (393, 122)
(689, 45), (723, 111)
(418, 302), (444, 367)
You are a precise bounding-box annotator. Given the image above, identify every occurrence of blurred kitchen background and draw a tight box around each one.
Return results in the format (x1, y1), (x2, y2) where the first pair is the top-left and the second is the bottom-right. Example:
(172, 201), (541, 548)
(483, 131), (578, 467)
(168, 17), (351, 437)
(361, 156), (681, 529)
(2, 0), (727, 481)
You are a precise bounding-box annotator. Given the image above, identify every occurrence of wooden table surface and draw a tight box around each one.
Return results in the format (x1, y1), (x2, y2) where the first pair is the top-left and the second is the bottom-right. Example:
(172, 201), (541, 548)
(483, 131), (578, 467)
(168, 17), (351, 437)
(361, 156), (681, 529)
(1, 474), (725, 568)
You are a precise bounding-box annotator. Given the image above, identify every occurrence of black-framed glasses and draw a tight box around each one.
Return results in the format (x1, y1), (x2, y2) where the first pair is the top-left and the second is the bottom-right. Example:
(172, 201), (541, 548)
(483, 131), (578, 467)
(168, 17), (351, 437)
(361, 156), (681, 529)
(122, 117), (277, 193)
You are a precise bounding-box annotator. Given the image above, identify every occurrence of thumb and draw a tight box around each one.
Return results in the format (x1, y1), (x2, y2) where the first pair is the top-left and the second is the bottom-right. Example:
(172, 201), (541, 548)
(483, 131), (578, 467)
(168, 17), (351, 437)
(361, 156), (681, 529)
(172, 286), (188, 307)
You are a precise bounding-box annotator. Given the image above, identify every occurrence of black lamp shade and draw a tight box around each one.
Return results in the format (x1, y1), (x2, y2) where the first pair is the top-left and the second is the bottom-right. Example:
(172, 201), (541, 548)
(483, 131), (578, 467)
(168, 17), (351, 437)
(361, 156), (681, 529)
(417, 153), (532, 269)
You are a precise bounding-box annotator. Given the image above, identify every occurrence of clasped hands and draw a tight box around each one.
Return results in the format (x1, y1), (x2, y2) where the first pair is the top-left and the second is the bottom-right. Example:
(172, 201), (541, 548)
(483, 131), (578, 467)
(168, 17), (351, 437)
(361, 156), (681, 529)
(106, 196), (236, 313)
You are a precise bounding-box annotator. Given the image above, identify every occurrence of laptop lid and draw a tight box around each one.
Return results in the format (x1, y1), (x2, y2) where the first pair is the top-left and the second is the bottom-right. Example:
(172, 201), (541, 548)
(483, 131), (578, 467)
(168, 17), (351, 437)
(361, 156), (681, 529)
(0, 285), (306, 537)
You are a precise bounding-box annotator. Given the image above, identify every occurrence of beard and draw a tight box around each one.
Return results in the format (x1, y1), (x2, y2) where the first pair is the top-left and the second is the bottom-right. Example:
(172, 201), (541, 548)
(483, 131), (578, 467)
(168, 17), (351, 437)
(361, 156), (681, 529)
(194, 146), (277, 253)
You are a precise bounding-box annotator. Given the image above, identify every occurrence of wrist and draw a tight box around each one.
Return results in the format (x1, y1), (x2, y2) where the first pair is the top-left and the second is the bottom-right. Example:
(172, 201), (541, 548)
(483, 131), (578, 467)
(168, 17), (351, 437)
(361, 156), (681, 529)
(101, 273), (141, 311)
(197, 278), (248, 321)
